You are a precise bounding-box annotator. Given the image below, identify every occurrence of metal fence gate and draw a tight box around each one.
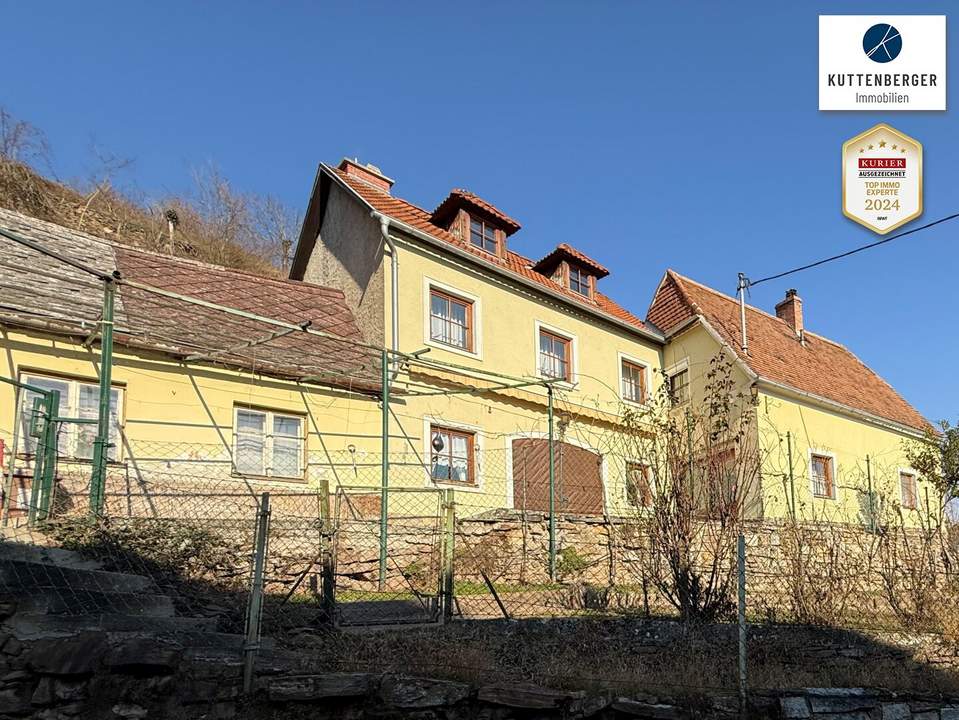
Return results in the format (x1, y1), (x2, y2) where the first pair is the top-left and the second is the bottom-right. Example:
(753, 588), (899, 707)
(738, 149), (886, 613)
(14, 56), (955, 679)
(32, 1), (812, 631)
(332, 486), (451, 627)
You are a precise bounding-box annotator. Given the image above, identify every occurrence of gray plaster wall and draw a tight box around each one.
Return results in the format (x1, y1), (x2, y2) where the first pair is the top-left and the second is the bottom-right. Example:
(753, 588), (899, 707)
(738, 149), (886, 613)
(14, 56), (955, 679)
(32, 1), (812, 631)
(300, 183), (385, 347)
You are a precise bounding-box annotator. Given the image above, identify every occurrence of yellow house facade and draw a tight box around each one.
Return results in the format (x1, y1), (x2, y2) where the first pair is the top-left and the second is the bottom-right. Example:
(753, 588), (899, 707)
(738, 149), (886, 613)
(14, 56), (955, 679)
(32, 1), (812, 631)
(290, 159), (934, 524)
(0, 156), (935, 526)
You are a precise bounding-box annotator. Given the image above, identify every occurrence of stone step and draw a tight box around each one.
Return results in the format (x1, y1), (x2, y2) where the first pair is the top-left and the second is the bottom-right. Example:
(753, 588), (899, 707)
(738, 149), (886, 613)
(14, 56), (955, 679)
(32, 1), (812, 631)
(7, 612), (220, 636)
(14, 588), (176, 618)
(0, 559), (157, 595)
(0, 540), (103, 571)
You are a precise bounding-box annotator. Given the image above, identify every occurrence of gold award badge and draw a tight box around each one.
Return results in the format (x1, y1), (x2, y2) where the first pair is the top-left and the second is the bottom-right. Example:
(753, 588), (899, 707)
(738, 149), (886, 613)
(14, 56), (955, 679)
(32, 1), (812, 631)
(842, 123), (922, 235)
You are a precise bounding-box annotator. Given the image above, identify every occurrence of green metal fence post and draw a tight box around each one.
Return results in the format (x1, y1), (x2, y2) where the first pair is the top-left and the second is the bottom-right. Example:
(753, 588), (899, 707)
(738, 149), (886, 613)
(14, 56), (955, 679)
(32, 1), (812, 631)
(319, 472), (335, 625)
(89, 276), (117, 516)
(37, 389), (59, 521)
(243, 492), (271, 695)
(547, 386), (556, 582)
(787, 431), (796, 521)
(441, 488), (455, 623)
(27, 396), (46, 527)
(379, 348), (390, 589)
(737, 533), (747, 715)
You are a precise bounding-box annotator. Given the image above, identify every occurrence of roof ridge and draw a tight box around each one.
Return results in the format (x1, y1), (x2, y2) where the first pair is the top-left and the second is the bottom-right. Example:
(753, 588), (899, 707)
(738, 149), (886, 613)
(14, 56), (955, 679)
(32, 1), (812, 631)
(671, 270), (853, 351)
(330, 167), (436, 216)
(0, 205), (346, 299)
(115, 243), (346, 297)
(0, 206), (118, 251)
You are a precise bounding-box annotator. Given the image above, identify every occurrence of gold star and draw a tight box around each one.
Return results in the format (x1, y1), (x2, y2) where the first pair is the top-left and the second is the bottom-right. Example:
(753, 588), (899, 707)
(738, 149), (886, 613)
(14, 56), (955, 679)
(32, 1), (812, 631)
(859, 148), (865, 153)
(879, 140), (887, 148)
(901, 147), (906, 153)
(868, 144), (874, 150)
(892, 144), (898, 150)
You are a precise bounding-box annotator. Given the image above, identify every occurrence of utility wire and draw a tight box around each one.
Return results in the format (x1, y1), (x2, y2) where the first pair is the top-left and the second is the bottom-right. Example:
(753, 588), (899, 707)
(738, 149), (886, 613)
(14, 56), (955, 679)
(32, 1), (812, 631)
(747, 212), (959, 288)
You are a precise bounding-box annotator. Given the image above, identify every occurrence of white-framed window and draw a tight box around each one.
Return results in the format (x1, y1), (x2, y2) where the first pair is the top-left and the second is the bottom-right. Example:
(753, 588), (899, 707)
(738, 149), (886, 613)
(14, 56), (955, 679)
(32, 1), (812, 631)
(233, 407), (304, 479)
(809, 451), (836, 499)
(430, 287), (473, 351)
(18, 373), (122, 461)
(534, 322), (576, 384)
(422, 278), (482, 358)
(429, 424), (476, 486)
(619, 354), (649, 405)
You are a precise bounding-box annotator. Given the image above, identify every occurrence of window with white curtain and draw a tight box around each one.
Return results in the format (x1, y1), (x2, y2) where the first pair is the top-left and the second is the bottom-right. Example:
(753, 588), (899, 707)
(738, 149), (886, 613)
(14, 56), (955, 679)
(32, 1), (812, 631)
(18, 373), (122, 461)
(234, 407), (304, 479)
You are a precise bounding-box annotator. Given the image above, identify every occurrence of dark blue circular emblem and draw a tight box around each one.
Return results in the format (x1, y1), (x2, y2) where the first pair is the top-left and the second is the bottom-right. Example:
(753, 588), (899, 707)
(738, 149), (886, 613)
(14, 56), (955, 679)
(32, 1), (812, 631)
(863, 23), (902, 63)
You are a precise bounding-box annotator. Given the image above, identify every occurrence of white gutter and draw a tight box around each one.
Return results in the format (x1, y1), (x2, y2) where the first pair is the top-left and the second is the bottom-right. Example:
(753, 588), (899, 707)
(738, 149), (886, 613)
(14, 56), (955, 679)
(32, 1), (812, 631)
(373, 211), (400, 364)
(321, 164), (665, 345)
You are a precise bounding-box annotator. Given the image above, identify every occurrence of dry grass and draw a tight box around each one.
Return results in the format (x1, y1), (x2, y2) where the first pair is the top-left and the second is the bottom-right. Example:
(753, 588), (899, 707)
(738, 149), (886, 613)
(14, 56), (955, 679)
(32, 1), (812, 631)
(284, 617), (959, 699)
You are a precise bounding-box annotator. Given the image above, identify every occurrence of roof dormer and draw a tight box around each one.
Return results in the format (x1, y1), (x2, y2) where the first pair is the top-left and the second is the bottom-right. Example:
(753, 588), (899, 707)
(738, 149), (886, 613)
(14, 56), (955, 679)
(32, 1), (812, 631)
(431, 189), (521, 258)
(532, 244), (609, 300)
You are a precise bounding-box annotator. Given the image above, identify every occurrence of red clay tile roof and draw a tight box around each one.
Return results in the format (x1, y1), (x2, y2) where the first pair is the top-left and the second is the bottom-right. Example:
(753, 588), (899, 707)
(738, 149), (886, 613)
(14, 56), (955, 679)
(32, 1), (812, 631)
(647, 270), (929, 432)
(532, 243), (610, 278)
(0, 207), (380, 392)
(329, 166), (655, 337)
(111, 246), (379, 389)
(431, 189), (522, 235)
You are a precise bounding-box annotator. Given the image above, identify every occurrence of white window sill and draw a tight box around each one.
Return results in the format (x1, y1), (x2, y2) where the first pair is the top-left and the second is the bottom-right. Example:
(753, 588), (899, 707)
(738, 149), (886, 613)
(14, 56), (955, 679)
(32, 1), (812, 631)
(423, 337), (482, 361)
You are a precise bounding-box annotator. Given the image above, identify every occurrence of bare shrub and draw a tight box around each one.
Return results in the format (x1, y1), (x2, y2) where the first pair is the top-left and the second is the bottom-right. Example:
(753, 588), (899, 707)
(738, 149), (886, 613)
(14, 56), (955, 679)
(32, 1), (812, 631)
(615, 354), (763, 622)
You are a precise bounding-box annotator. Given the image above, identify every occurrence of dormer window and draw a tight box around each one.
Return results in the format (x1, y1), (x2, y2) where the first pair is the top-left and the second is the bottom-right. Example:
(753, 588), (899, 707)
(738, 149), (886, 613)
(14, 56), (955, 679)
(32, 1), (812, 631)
(569, 265), (590, 297)
(532, 244), (609, 302)
(430, 189), (522, 259)
(469, 218), (498, 254)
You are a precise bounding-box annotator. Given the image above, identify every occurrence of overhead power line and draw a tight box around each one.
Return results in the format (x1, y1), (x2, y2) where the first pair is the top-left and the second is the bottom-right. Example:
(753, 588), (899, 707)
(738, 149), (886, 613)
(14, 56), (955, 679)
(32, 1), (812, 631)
(746, 212), (959, 289)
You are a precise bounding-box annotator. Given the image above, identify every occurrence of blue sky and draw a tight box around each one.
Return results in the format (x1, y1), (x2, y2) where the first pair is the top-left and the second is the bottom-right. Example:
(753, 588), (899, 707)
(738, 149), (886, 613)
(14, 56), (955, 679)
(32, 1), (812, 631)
(2, 1), (956, 422)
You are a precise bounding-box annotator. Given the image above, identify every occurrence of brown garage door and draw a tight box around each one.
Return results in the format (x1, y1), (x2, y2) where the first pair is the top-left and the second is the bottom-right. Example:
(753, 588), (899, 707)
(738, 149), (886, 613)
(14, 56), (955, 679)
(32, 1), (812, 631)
(511, 438), (604, 516)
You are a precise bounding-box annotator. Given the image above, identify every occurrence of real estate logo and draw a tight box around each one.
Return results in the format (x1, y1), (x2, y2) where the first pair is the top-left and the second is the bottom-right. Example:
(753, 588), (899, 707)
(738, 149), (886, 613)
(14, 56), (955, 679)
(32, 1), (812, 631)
(820, 15), (946, 110)
(842, 123), (922, 235)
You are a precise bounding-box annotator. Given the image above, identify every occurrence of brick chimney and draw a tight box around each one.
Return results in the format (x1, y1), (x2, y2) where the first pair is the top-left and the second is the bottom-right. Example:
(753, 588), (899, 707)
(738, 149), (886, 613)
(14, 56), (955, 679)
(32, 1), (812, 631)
(775, 289), (804, 335)
(337, 158), (394, 193)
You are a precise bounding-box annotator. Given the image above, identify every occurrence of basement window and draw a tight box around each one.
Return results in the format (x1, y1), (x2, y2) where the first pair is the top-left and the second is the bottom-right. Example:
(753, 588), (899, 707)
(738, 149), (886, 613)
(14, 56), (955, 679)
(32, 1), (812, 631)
(234, 407), (304, 479)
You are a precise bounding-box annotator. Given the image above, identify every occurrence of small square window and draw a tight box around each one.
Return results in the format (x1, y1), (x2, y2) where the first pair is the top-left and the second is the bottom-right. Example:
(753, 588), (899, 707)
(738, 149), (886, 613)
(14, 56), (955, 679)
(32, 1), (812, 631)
(569, 266), (590, 297)
(469, 218), (498, 254)
(810, 454), (834, 499)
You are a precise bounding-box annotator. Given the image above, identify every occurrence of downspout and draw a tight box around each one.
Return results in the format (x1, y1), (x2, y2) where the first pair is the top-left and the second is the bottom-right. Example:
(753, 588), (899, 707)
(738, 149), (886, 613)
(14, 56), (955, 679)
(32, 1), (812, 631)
(374, 212), (399, 367)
